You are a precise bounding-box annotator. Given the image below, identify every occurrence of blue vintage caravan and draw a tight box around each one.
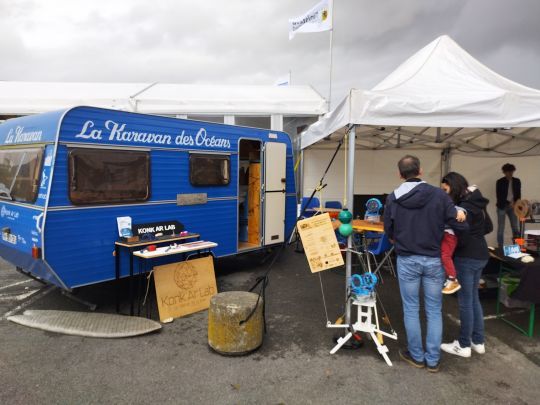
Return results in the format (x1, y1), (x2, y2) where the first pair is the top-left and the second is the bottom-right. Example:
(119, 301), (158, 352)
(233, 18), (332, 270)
(0, 106), (297, 290)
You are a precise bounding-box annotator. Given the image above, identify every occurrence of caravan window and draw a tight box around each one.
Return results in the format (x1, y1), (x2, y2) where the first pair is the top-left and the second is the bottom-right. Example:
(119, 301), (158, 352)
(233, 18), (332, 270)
(189, 154), (230, 186)
(0, 147), (43, 203)
(68, 148), (150, 205)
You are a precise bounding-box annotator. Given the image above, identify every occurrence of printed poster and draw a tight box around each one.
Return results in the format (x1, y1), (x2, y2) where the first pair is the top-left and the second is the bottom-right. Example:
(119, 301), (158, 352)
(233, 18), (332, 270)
(297, 213), (344, 273)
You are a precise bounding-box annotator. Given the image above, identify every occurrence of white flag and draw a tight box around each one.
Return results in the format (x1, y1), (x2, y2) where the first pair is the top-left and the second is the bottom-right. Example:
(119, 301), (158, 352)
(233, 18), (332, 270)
(289, 0), (333, 40)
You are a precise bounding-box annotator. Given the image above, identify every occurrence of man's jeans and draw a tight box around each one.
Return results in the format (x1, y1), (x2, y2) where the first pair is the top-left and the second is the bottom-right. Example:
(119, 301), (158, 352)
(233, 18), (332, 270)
(455, 256), (488, 347)
(497, 205), (519, 246)
(397, 255), (445, 367)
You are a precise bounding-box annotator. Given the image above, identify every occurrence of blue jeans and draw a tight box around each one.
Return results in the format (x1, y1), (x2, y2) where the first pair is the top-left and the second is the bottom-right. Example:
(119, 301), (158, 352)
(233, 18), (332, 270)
(497, 205), (519, 246)
(455, 257), (488, 347)
(397, 255), (445, 367)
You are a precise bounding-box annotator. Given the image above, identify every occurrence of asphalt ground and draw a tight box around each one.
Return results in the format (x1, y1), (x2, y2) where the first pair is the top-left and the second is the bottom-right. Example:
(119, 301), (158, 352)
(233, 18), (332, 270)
(1, 246), (539, 405)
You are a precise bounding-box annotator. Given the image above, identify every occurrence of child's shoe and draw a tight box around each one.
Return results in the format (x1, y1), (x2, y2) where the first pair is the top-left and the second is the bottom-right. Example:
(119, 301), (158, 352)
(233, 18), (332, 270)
(442, 278), (461, 294)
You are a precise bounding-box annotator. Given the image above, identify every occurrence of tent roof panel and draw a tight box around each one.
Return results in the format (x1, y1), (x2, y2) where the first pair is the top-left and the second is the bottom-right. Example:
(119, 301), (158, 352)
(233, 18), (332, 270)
(0, 82), (327, 116)
(302, 35), (540, 154)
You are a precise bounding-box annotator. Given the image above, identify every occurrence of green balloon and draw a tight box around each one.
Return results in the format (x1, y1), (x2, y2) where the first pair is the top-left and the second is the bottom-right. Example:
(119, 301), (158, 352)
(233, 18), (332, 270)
(338, 208), (353, 224)
(339, 223), (353, 237)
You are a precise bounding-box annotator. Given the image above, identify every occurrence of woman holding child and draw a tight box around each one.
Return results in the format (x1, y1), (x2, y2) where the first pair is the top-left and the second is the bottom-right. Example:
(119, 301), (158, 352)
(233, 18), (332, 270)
(440, 172), (490, 358)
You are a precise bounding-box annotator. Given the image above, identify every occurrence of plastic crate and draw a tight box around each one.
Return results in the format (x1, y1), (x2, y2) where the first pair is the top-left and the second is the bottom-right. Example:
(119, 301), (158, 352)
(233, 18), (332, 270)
(499, 275), (531, 309)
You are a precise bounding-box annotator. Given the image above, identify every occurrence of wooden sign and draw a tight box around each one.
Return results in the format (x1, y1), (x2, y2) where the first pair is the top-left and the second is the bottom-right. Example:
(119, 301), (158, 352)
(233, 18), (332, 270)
(153, 256), (218, 322)
(297, 213), (344, 273)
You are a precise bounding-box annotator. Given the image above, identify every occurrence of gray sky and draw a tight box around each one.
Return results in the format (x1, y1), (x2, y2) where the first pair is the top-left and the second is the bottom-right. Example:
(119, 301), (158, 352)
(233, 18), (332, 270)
(1, 0), (539, 106)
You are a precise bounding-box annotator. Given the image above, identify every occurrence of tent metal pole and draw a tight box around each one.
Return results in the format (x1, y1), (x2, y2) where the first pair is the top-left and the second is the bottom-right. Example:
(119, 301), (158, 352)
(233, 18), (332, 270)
(299, 149), (304, 199)
(345, 125), (356, 325)
(442, 147), (451, 177)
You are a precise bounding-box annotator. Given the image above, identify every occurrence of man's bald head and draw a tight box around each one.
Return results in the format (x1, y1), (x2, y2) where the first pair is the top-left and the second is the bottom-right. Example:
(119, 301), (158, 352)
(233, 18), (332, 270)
(398, 155), (421, 180)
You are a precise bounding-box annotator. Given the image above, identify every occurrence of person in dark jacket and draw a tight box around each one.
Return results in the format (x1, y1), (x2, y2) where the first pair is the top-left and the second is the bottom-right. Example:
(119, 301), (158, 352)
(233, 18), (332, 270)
(441, 172), (490, 358)
(495, 163), (521, 246)
(384, 156), (468, 372)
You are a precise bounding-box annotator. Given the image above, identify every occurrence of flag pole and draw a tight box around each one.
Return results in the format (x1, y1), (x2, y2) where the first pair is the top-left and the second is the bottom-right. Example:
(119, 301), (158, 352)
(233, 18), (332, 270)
(328, 2), (334, 110)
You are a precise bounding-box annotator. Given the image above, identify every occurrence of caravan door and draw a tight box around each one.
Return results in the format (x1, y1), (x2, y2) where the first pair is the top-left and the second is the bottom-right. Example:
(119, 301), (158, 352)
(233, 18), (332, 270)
(263, 142), (286, 245)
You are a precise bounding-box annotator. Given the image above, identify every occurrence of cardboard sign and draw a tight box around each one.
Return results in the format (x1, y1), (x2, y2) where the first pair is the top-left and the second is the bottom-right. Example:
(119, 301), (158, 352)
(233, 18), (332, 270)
(153, 256), (218, 321)
(297, 213), (344, 273)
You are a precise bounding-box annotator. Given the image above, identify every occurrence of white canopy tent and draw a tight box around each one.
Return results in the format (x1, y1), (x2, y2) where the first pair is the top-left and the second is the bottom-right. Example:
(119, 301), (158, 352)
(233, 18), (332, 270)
(300, 35), (540, 325)
(300, 34), (540, 218)
(302, 35), (540, 155)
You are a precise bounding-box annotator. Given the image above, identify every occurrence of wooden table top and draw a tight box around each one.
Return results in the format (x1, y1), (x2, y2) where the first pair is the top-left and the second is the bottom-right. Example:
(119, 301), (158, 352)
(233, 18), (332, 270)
(115, 233), (200, 248)
(133, 241), (218, 259)
(305, 207), (342, 213)
(332, 219), (384, 232)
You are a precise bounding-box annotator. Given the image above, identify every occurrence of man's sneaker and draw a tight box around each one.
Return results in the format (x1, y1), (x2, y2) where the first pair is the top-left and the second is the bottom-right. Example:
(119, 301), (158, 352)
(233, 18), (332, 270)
(399, 349), (424, 368)
(440, 340), (471, 358)
(426, 362), (440, 373)
(471, 342), (486, 354)
(442, 279), (461, 294)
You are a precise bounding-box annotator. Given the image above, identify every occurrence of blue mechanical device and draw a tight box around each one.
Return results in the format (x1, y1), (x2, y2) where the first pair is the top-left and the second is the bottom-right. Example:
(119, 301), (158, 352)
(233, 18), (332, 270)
(350, 272), (378, 297)
(364, 198), (383, 222)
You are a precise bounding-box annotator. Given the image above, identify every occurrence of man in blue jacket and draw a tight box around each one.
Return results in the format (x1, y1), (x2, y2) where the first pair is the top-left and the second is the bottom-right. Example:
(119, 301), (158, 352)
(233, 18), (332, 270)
(384, 155), (467, 372)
